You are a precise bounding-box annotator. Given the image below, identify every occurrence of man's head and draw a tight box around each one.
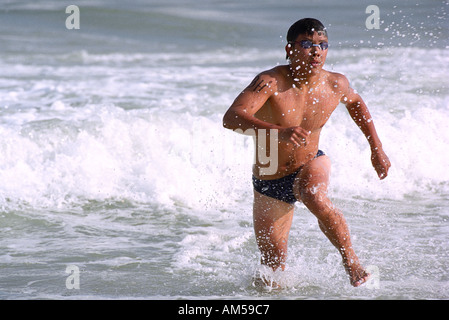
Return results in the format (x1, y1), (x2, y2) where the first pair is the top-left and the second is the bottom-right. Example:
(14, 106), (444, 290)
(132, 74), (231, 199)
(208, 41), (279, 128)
(285, 18), (329, 74)
(286, 18), (328, 45)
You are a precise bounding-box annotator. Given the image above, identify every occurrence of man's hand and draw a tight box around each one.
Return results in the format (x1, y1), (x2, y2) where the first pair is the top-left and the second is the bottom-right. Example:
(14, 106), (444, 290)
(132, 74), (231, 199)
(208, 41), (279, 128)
(279, 126), (311, 147)
(371, 147), (391, 179)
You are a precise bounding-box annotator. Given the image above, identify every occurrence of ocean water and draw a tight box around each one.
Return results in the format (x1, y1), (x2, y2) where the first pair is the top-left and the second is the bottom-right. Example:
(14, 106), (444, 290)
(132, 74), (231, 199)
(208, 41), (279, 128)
(0, 0), (448, 300)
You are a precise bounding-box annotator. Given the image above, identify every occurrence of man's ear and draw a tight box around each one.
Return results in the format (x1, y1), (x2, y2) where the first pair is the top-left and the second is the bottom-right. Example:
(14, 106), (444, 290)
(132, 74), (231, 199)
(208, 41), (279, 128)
(285, 43), (292, 60)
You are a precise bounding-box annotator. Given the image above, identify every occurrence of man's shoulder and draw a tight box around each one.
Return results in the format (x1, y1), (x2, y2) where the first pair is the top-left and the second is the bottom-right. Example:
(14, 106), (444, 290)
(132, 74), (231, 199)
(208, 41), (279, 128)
(257, 65), (289, 81)
(247, 66), (288, 93)
(325, 70), (350, 91)
(326, 70), (349, 83)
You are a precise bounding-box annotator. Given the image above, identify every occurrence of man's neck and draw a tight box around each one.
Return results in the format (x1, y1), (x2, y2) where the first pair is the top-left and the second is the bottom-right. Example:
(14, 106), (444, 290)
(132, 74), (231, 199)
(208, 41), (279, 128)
(289, 67), (324, 89)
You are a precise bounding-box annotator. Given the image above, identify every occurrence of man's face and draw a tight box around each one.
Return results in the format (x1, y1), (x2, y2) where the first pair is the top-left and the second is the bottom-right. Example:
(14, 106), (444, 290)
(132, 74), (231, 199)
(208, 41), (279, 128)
(286, 31), (328, 76)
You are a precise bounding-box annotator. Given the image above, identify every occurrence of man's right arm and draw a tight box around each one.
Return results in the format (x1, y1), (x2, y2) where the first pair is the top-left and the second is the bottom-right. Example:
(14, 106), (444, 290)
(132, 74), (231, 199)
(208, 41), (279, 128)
(223, 71), (312, 146)
(223, 72), (281, 132)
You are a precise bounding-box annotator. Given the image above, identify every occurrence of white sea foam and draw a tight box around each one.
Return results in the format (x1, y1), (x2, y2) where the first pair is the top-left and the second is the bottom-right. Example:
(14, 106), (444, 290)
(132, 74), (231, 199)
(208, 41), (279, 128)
(1, 47), (447, 212)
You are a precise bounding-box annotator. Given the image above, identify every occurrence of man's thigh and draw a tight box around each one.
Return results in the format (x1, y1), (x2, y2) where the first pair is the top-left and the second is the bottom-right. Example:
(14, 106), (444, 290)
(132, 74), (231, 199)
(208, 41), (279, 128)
(293, 155), (332, 200)
(253, 191), (295, 240)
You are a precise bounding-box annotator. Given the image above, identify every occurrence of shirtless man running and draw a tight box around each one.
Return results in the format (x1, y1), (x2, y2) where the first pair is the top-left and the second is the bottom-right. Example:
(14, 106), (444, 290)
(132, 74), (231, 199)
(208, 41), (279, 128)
(223, 18), (391, 287)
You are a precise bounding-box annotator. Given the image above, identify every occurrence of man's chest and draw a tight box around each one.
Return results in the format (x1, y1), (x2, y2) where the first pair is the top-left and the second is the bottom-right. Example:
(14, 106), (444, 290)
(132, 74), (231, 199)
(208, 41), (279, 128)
(269, 87), (340, 130)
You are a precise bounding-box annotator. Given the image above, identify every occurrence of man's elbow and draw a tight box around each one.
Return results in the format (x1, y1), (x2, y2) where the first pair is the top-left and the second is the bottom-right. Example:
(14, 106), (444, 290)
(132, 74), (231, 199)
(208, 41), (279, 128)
(222, 110), (237, 130)
(222, 114), (230, 129)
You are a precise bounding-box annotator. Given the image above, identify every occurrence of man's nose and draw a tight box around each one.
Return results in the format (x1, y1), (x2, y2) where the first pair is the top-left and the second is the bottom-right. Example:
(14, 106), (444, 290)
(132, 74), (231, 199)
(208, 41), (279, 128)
(310, 46), (321, 56)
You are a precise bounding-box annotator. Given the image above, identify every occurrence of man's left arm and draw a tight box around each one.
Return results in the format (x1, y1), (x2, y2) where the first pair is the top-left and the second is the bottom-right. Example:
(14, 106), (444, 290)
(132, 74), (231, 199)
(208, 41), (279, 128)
(340, 77), (391, 179)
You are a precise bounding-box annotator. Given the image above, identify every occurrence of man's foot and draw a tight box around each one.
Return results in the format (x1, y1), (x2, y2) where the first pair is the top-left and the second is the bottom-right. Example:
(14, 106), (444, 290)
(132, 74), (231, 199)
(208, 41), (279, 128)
(344, 261), (371, 287)
(251, 270), (282, 291)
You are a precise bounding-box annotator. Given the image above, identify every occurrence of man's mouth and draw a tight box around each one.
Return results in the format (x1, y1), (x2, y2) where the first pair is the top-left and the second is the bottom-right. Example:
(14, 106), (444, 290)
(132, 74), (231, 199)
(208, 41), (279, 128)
(310, 60), (321, 67)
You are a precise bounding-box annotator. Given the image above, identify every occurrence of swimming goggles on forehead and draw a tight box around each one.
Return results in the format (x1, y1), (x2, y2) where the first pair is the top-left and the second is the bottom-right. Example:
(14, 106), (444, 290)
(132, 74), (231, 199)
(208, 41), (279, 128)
(291, 40), (329, 50)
